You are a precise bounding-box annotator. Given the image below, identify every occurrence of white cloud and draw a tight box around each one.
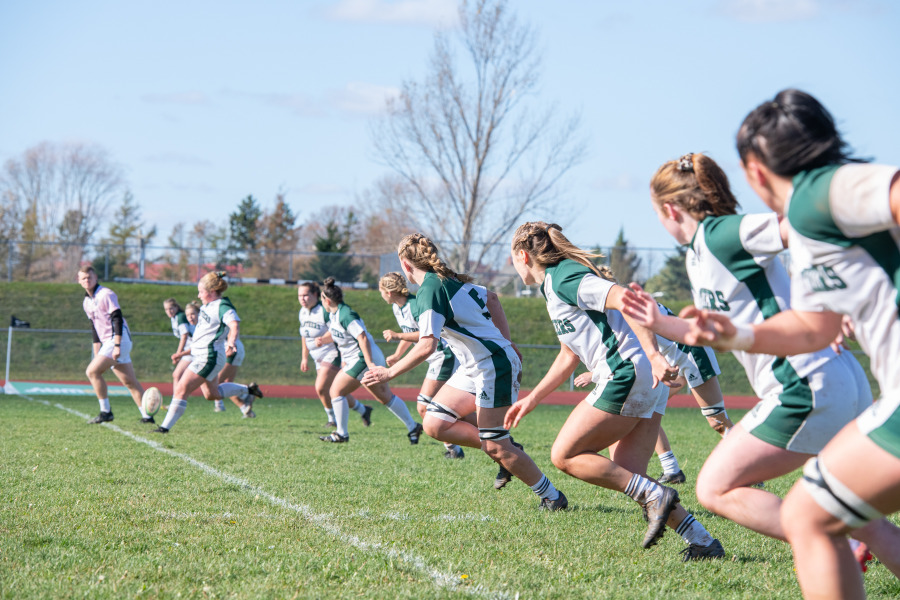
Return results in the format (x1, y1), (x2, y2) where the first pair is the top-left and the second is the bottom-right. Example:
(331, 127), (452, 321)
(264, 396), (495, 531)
(324, 0), (458, 27)
(329, 82), (401, 115)
(142, 91), (211, 105)
(718, 0), (819, 22)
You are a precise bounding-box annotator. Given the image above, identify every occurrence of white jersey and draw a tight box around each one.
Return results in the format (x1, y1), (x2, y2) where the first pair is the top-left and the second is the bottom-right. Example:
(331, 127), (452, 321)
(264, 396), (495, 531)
(414, 272), (513, 370)
(392, 294), (455, 368)
(540, 259), (649, 383)
(325, 303), (378, 366)
(171, 311), (193, 352)
(687, 213), (835, 398)
(786, 163), (900, 394)
(299, 303), (338, 363)
(192, 297), (240, 355)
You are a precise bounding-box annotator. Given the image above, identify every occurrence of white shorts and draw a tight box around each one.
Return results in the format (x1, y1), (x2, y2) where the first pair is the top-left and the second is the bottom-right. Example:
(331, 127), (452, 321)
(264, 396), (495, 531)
(740, 351), (871, 453)
(857, 390), (900, 459)
(225, 338), (245, 367)
(446, 346), (521, 409)
(314, 346), (341, 371)
(189, 348), (226, 381)
(98, 334), (133, 364)
(587, 353), (669, 419)
(344, 344), (387, 381)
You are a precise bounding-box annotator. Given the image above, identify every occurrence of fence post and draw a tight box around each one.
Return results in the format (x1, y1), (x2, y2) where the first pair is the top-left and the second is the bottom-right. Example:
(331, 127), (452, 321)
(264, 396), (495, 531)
(288, 250), (293, 281)
(104, 246), (110, 280)
(139, 238), (146, 280)
(196, 242), (203, 282)
(7, 240), (12, 282)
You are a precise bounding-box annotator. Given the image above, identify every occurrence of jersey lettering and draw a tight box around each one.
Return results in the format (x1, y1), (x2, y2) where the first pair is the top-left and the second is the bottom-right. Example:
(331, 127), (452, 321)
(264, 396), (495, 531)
(697, 288), (731, 312)
(552, 318), (576, 335)
(467, 288), (491, 319)
(800, 265), (848, 292)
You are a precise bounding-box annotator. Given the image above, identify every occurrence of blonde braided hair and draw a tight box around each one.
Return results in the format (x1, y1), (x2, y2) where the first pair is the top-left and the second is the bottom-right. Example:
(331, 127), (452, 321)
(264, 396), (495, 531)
(397, 234), (473, 283)
(379, 272), (409, 296)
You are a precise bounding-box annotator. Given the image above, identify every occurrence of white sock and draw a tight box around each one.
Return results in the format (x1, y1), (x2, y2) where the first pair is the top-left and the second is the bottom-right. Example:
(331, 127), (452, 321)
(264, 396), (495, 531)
(658, 450), (680, 475)
(351, 401), (367, 415)
(332, 395), (349, 437)
(385, 395), (417, 432)
(160, 398), (188, 430)
(531, 474), (560, 501)
(675, 514), (715, 546)
(214, 400), (225, 410)
(624, 474), (662, 502)
(326, 408), (335, 421)
(444, 442), (458, 451)
(139, 404), (150, 418)
(240, 403), (252, 415)
(217, 382), (248, 400)
(99, 398), (111, 412)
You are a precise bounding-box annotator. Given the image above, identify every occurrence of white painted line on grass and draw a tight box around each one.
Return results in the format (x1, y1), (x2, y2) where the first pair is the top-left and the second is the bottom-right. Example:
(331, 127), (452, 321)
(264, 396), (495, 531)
(26, 396), (516, 600)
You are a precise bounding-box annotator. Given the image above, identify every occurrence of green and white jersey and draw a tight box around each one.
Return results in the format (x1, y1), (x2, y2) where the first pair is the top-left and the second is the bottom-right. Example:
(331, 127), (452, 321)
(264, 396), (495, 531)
(325, 302), (377, 366)
(540, 259), (645, 382)
(171, 310), (194, 351)
(688, 213), (834, 398)
(392, 294), (455, 366)
(786, 163), (900, 394)
(192, 297), (240, 355)
(299, 303), (338, 363)
(414, 272), (512, 369)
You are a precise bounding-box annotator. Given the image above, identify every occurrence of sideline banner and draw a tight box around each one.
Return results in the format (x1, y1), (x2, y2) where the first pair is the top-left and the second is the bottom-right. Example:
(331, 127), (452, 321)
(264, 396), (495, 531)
(3, 381), (134, 396)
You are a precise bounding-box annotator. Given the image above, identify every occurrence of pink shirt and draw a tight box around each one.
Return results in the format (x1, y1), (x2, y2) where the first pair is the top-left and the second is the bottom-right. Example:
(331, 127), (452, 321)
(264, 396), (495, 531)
(83, 285), (127, 342)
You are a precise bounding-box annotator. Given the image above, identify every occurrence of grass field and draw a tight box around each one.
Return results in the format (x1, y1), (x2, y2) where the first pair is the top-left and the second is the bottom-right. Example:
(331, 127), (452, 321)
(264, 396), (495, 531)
(2, 394), (898, 599)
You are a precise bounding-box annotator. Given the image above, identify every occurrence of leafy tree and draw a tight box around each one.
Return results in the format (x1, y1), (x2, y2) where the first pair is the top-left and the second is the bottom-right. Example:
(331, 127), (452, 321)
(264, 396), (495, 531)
(372, 0), (585, 274)
(227, 195), (261, 266)
(255, 194), (301, 278)
(607, 227), (642, 284)
(644, 246), (692, 301)
(93, 191), (156, 279)
(301, 212), (362, 284)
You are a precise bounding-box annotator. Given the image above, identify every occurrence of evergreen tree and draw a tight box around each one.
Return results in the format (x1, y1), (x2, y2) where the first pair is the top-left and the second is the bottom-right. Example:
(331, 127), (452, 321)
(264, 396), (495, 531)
(256, 194), (300, 277)
(227, 195), (261, 266)
(93, 191), (155, 278)
(301, 212), (361, 283)
(607, 226), (641, 284)
(644, 246), (692, 301)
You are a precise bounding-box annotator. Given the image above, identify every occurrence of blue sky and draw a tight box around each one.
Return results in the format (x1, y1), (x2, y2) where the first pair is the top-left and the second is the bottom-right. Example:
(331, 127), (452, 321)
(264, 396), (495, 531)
(2, 0), (898, 252)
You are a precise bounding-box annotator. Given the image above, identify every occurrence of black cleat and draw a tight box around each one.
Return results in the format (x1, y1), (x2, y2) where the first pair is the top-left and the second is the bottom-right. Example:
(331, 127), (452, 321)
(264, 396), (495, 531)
(408, 422), (424, 445)
(444, 446), (465, 459)
(539, 490), (568, 511)
(151, 426), (169, 434)
(361, 404), (373, 427)
(659, 470), (686, 485)
(641, 486), (679, 549)
(141, 416), (156, 424)
(319, 432), (349, 443)
(247, 382), (264, 399)
(325, 420), (337, 428)
(680, 539), (725, 562)
(88, 411), (114, 424)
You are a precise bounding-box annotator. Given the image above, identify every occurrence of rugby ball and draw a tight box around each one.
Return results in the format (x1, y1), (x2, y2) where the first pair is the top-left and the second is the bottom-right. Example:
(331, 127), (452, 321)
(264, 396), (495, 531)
(142, 387), (163, 416)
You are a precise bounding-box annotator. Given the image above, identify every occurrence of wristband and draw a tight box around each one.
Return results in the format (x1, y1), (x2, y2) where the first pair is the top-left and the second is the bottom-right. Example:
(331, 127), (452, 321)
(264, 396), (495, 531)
(114, 343), (121, 347)
(728, 324), (755, 351)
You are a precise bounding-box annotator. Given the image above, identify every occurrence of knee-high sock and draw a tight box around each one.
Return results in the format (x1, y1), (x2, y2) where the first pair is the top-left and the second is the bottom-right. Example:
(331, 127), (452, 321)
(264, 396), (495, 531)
(160, 398), (188, 430)
(385, 395), (417, 431)
(332, 395), (349, 437)
(217, 382), (248, 400)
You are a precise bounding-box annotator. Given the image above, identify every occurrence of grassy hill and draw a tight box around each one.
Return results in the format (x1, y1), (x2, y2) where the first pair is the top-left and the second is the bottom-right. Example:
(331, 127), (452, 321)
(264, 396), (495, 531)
(0, 281), (877, 395)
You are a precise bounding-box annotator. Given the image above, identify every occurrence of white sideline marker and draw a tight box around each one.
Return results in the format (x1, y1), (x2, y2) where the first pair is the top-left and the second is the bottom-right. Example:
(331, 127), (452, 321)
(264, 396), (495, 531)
(23, 395), (516, 600)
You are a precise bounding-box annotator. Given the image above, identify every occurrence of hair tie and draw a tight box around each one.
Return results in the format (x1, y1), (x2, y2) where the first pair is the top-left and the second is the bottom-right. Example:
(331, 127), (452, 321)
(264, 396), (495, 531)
(677, 154), (694, 173)
(215, 270), (226, 278)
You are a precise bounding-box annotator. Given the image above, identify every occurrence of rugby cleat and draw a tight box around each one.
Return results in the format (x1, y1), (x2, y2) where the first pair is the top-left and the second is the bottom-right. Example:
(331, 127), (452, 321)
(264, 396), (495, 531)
(319, 432), (349, 443)
(641, 486), (679, 549)
(325, 420), (337, 428)
(407, 423), (424, 445)
(659, 470), (687, 485)
(214, 405), (226, 412)
(247, 382), (264, 399)
(243, 409), (256, 418)
(680, 539), (725, 562)
(88, 411), (114, 424)
(361, 404), (373, 427)
(140, 416), (156, 424)
(444, 446), (465, 459)
(493, 440), (524, 489)
(539, 491), (568, 511)
(151, 426), (169, 434)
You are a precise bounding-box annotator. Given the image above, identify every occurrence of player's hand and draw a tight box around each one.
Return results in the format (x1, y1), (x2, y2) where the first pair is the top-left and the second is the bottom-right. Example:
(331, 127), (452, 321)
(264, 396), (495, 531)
(362, 366), (391, 386)
(573, 372), (592, 388)
(386, 354), (399, 367)
(679, 306), (739, 350)
(225, 342), (236, 357)
(171, 353), (179, 364)
(383, 330), (398, 342)
(504, 395), (538, 429)
(649, 352), (680, 388)
(830, 315), (856, 354)
(314, 337), (325, 347)
(300, 358), (309, 372)
(621, 282), (660, 329)
(112, 346), (121, 361)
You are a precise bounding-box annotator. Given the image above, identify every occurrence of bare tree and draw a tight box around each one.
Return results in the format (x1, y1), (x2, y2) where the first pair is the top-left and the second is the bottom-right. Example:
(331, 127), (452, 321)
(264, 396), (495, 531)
(371, 0), (585, 274)
(0, 141), (125, 279)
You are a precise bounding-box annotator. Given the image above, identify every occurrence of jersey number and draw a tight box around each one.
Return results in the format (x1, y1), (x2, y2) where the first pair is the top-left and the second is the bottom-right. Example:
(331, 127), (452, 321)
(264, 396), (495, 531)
(467, 289), (492, 320)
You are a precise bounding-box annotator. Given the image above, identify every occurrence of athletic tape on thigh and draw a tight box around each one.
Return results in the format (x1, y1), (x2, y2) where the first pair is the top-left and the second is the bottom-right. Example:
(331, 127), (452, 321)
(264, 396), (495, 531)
(701, 402), (726, 417)
(417, 393), (433, 405)
(478, 427), (510, 442)
(426, 401), (460, 423)
(801, 457), (883, 528)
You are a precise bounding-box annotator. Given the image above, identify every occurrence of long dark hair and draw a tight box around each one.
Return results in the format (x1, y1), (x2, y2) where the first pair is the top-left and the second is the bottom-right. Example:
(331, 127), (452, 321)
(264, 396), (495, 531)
(737, 89), (866, 177)
(321, 277), (344, 304)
